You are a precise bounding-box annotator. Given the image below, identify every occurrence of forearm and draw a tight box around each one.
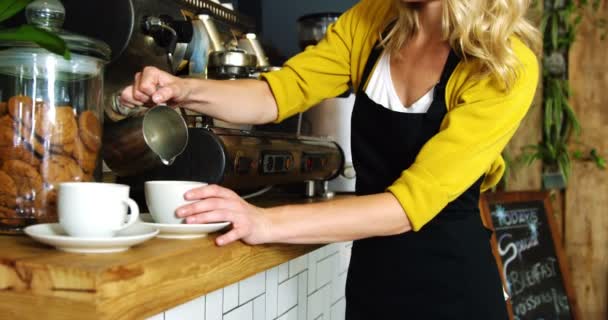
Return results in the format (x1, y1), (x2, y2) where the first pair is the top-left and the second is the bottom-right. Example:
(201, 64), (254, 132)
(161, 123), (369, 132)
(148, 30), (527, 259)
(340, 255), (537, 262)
(183, 78), (278, 124)
(263, 193), (412, 244)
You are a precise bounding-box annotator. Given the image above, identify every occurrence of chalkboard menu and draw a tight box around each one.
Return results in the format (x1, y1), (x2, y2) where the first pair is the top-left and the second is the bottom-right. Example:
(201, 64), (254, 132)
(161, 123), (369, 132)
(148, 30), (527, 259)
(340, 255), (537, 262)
(480, 192), (580, 320)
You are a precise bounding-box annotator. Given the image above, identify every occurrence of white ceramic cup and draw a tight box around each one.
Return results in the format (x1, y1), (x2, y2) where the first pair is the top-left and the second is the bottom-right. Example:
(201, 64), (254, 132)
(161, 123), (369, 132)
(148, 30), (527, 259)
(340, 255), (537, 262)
(58, 182), (140, 238)
(145, 181), (207, 224)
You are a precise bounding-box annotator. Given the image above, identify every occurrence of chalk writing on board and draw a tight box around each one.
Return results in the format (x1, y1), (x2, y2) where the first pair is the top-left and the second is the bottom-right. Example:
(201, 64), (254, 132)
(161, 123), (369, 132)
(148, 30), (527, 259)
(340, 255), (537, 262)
(490, 203), (573, 320)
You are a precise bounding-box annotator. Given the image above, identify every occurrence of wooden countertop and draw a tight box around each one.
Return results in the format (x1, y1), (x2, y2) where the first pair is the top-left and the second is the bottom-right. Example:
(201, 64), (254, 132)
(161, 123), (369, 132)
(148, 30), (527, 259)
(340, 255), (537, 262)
(0, 194), (351, 320)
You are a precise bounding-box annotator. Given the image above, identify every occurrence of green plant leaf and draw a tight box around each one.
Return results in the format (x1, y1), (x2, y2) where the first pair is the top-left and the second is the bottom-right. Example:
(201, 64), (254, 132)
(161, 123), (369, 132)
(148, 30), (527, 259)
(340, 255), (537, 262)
(544, 145), (557, 163)
(520, 144), (544, 166)
(551, 14), (559, 51)
(0, 0), (32, 23)
(590, 149), (607, 169)
(563, 99), (582, 136)
(544, 97), (554, 139)
(0, 25), (70, 59)
(557, 151), (571, 181)
(563, 80), (573, 98)
(534, 0), (606, 180)
(520, 151), (540, 166)
(553, 96), (563, 137)
(540, 13), (550, 36)
(546, 143), (557, 161)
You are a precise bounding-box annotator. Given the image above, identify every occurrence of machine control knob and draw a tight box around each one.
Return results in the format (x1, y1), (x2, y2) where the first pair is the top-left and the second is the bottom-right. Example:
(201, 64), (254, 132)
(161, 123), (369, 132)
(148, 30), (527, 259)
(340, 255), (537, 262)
(342, 165), (356, 179)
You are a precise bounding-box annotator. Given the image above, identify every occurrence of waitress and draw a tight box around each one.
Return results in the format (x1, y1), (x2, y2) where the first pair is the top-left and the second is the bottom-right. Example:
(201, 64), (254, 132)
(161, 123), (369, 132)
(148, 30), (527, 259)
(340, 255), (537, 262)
(121, 0), (540, 318)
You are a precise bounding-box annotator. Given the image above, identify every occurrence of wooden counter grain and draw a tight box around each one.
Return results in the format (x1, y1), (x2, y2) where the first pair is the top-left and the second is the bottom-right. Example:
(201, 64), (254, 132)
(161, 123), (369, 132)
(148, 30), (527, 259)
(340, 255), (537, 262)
(0, 195), (350, 320)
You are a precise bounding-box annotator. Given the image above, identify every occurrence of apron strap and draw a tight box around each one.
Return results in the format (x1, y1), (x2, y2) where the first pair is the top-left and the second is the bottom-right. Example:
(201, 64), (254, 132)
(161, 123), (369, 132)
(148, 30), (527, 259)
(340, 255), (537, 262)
(356, 44), (383, 93)
(356, 22), (397, 93)
(436, 50), (460, 90)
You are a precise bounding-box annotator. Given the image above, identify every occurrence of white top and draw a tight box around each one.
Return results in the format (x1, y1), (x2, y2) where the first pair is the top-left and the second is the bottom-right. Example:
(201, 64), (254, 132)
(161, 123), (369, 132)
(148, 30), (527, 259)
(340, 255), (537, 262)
(365, 50), (434, 113)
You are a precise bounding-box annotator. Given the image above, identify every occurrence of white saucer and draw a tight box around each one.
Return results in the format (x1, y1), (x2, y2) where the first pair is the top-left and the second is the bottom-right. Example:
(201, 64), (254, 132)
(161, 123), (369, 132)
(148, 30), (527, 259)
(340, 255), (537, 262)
(139, 214), (231, 239)
(23, 223), (159, 253)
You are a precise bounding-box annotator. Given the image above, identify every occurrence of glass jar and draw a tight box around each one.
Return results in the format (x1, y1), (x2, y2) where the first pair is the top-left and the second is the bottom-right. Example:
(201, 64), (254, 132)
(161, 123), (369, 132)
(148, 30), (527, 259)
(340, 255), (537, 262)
(0, 0), (110, 233)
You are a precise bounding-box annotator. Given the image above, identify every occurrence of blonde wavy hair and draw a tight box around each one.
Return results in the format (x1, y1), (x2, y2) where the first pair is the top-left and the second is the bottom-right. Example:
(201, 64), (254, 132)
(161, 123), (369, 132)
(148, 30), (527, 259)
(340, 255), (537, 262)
(382, 0), (541, 91)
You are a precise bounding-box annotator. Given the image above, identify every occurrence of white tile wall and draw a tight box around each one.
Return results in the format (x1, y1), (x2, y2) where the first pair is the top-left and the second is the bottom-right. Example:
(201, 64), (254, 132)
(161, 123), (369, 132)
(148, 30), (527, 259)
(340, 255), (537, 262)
(156, 242), (352, 320)
(278, 306), (298, 320)
(165, 296), (204, 320)
(265, 267), (279, 320)
(315, 254), (336, 289)
(323, 285), (332, 320)
(223, 282), (239, 313)
(297, 272), (308, 320)
(146, 313), (164, 320)
(253, 294), (266, 320)
(307, 285), (330, 320)
(307, 249), (319, 295)
(338, 245), (351, 275)
(289, 254), (308, 277)
(240, 271), (266, 304)
(277, 277), (298, 316)
(224, 301), (253, 320)
(330, 299), (346, 320)
(331, 272), (348, 305)
(206, 289), (223, 320)
(278, 262), (289, 283)
(324, 243), (341, 257)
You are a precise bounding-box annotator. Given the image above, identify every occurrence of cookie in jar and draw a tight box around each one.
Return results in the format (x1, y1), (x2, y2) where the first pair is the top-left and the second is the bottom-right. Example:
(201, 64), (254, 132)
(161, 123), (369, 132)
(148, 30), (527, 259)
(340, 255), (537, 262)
(0, 96), (104, 230)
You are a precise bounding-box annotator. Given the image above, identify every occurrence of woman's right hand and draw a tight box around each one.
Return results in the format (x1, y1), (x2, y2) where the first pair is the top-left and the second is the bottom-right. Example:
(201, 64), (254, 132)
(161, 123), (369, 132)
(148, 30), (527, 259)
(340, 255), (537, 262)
(119, 66), (278, 124)
(119, 66), (192, 108)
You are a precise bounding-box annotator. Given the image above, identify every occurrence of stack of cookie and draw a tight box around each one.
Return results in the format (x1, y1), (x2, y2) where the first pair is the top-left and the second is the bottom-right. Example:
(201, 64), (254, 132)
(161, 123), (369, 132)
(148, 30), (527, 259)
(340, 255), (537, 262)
(0, 95), (102, 229)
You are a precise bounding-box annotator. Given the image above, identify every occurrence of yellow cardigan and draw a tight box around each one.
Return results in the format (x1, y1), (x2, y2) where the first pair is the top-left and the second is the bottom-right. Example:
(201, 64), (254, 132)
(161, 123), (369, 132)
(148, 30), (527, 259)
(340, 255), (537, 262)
(262, 0), (539, 231)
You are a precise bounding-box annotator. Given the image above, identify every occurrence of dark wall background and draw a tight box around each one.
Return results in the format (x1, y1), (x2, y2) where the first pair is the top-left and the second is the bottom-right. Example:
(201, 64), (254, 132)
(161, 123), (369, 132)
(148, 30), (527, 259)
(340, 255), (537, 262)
(236, 0), (358, 60)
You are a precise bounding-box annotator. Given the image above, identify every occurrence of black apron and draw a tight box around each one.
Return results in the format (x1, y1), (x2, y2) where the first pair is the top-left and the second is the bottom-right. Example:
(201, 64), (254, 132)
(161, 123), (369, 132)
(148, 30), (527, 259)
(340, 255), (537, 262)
(345, 43), (509, 319)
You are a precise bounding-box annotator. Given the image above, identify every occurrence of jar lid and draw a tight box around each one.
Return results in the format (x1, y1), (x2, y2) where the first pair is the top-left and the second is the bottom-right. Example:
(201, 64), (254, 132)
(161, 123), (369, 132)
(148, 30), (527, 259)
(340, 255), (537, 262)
(0, 0), (111, 61)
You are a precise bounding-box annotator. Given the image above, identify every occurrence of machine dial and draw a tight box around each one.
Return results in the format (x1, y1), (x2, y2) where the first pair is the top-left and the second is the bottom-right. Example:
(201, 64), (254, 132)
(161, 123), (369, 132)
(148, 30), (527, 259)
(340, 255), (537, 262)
(342, 164), (356, 179)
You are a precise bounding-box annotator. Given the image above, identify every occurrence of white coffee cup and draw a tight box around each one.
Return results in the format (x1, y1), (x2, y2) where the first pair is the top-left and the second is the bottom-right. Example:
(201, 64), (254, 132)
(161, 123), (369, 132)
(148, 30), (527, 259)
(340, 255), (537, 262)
(58, 182), (140, 238)
(145, 181), (207, 224)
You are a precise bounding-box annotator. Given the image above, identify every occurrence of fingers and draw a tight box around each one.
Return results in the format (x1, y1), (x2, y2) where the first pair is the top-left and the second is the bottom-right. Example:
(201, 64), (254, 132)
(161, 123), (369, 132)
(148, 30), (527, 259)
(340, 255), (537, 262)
(210, 212), (253, 246)
(132, 72), (151, 104)
(184, 209), (233, 224)
(138, 66), (162, 96)
(176, 185), (240, 217)
(216, 229), (243, 246)
(152, 84), (179, 105)
(185, 184), (240, 201)
(119, 66), (182, 107)
(177, 197), (236, 218)
(181, 209), (244, 246)
(139, 66), (182, 99)
(119, 86), (139, 107)
(171, 184), (266, 246)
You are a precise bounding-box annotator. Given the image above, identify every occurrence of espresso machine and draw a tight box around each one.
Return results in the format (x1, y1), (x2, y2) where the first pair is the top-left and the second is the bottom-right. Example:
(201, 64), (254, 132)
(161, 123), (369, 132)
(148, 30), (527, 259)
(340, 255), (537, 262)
(61, 0), (344, 206)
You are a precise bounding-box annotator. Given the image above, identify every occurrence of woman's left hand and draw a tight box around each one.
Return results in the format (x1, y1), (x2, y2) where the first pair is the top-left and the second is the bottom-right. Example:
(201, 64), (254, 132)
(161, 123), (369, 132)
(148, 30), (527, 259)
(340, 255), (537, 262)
(175, 184), (272, 246)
